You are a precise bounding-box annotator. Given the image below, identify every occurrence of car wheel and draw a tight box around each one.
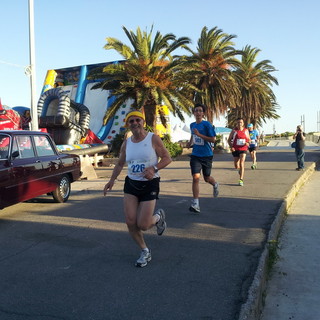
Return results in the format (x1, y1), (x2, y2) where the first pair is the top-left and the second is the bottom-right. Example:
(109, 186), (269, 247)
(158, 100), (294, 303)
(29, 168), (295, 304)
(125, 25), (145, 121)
(52, 175), (71, 203)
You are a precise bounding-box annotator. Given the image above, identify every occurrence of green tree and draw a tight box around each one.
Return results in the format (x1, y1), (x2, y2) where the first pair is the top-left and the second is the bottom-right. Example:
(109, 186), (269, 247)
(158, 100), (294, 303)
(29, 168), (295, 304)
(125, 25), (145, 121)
(89, 26), (196, 131)
(180, 26), (241, 123)
(228, 45), (279, 127)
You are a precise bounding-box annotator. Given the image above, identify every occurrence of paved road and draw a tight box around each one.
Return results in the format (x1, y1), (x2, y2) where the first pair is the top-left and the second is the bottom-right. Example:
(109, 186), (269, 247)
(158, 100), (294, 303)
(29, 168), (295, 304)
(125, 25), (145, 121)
(0, 145), (319, 320)
(266, 138), (318, 149)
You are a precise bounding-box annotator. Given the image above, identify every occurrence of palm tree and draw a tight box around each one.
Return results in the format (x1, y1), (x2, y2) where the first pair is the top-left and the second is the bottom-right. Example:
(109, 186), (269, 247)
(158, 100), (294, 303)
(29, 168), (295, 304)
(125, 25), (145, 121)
(89, 26), (196, 131)
(180, 26), (241, 123)
(227, 100), (280, 128)
(228, 45), (279, 127)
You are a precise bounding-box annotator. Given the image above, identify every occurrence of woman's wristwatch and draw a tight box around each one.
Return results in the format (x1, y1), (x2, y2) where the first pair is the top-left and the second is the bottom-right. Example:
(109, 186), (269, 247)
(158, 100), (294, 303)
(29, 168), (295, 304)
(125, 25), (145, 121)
(153, 165), (159, 173)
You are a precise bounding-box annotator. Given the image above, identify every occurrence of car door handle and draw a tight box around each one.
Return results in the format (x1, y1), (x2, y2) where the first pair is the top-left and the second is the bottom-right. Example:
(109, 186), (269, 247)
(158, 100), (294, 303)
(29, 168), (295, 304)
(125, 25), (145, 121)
(36, 160), (41, 163)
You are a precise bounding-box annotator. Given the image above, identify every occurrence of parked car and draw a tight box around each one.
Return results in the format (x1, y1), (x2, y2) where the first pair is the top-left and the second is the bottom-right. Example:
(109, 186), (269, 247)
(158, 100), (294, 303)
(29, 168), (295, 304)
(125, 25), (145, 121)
(0, 130), (82, 210)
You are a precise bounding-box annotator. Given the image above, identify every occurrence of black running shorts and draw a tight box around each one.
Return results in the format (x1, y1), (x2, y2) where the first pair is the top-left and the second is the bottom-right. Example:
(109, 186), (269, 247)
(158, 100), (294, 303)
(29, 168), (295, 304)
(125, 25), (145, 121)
(248, 147), (257, 152)
(232, 150), (247, 157)
(124, 176), (160, 202)
(190, 155), (213, 177)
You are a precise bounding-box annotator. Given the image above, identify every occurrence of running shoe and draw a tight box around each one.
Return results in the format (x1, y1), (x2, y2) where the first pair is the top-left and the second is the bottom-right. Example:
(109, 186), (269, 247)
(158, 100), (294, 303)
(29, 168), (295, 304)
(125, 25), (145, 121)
(251, 163), (257, 170)
(135, 249), (152, 267)
(155, 209), (167, 235)
(213, 182), (219, 198)
(189, 203), (200, 213)
(239, 179), (244, 186)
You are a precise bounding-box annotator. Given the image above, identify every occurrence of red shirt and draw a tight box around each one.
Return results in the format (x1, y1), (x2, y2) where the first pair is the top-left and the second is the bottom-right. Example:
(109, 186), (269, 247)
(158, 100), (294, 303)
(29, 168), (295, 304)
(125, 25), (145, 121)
(232, 128), (250, 151)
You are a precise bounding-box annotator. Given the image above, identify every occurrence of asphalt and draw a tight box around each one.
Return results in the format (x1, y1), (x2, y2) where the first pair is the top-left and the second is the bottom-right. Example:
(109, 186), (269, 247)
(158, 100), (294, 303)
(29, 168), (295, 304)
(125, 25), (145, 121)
(0, 139), (319, 320)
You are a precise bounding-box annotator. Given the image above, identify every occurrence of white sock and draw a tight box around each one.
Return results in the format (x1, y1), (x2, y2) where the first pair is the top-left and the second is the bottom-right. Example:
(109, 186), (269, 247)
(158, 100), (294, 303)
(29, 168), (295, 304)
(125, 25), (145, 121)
(142, 248), (149, 253)
(192, 199), (199, 206)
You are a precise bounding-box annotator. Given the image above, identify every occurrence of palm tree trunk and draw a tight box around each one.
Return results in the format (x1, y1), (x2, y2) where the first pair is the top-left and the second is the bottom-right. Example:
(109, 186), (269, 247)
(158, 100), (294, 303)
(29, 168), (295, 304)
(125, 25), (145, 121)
(143, 104), (157, 131)
(207, 109), (213, 123)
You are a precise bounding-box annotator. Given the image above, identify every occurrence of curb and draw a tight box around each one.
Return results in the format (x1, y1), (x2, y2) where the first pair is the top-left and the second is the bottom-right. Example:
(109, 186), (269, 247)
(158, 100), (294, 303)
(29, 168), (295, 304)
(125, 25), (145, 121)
(238, 159), (320, 320)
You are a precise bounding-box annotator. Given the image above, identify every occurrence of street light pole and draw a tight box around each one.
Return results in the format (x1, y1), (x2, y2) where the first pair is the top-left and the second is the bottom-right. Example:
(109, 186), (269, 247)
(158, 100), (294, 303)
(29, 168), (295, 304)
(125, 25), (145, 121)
(301, 114), (305, 131)
(28, 0), (39, 131)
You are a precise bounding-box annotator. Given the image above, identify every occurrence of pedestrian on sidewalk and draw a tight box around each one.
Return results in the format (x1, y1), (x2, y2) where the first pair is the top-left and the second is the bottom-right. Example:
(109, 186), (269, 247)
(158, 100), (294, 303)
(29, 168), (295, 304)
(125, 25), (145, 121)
(186, 103), (219, 214)
(247, 123), (260, 169)
(228, 118), (250, 186)
(103, 111), (172, 268)
(21, 109), (31, 130)
(293, 124), (306, 171)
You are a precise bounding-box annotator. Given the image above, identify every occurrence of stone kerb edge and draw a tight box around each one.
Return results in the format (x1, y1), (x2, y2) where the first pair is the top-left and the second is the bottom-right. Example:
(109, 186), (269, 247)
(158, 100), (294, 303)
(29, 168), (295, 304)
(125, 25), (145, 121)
(237, 161), (318, 320)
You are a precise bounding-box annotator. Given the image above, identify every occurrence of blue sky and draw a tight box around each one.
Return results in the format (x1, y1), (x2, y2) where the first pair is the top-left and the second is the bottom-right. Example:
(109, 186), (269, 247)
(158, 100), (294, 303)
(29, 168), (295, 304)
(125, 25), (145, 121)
(1, 0), (319, 133)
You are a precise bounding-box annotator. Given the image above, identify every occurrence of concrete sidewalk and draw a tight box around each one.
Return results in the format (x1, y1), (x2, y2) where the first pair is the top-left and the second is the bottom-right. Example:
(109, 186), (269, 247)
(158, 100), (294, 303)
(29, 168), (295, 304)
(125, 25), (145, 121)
(261, 170), (320, 320)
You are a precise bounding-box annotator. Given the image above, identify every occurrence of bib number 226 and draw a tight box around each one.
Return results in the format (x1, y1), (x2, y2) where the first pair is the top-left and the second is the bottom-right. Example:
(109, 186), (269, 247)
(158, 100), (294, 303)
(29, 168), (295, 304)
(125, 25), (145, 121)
(131, 163), (145, 173)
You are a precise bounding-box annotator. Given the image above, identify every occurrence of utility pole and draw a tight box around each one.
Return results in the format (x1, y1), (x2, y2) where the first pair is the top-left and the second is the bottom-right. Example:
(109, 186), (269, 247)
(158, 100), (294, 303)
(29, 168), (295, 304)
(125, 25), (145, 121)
(272, 123), (276, 139)
(317, 111), (320, 132)
(28, 0), (39, 131)
(301, 114), (305, 131)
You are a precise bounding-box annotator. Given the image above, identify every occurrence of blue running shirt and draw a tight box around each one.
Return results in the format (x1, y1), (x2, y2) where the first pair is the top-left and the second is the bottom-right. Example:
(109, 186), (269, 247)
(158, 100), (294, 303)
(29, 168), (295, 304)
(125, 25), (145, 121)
(249, 129), (259, 148)
(190, 121), (216, 157)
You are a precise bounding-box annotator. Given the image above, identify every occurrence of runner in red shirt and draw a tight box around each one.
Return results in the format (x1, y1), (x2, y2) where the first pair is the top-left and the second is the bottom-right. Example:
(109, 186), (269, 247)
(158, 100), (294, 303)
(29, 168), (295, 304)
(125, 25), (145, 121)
(227, 118), (250, 186)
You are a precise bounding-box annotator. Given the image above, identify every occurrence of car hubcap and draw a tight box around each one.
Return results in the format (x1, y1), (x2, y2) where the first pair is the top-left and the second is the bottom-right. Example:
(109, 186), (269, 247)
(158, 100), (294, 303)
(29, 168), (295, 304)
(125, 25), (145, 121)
(60, 178), (70, 198)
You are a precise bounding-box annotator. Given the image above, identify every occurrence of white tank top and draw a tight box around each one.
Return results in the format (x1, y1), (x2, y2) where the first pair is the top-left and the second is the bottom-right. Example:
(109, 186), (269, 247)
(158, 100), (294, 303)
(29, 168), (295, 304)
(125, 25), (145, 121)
(126, 132), (159, 181)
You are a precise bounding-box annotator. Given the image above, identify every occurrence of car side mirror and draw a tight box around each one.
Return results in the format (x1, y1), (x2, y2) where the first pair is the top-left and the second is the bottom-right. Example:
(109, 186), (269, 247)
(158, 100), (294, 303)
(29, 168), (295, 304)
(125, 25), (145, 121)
(12, 151), (19, 159)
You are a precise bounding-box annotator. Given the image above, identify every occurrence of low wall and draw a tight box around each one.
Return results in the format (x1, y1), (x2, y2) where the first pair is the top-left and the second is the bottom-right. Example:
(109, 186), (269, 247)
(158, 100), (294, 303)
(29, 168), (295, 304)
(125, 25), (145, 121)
(306, 133), (320, 144)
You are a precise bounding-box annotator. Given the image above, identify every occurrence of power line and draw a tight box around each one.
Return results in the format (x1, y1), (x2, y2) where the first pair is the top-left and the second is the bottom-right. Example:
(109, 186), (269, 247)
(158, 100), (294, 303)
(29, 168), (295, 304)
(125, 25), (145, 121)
(0, 59), (26, 69)
(0, 59), (31, 77)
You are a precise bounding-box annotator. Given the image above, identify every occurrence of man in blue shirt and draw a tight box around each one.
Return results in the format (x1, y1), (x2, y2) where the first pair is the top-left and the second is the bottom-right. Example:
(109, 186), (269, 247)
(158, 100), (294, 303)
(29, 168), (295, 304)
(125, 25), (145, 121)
(187, 104), (219, 213)
(247, 123), (259, 169)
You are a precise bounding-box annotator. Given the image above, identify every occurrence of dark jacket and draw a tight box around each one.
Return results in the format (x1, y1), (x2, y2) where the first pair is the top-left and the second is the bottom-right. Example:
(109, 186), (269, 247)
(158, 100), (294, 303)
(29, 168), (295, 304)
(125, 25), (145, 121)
(295, 132), (305, 149)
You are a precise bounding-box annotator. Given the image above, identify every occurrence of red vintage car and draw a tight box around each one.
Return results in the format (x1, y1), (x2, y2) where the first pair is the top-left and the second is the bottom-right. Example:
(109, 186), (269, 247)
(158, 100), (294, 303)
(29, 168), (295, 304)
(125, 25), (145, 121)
(0, 130), (82, 210)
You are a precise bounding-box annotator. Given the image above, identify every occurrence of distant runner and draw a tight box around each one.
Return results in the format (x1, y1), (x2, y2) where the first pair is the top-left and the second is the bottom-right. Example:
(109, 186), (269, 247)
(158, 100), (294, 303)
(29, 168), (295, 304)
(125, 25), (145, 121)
(228, 118), (250, 186)
(247, 123), (259, 169)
